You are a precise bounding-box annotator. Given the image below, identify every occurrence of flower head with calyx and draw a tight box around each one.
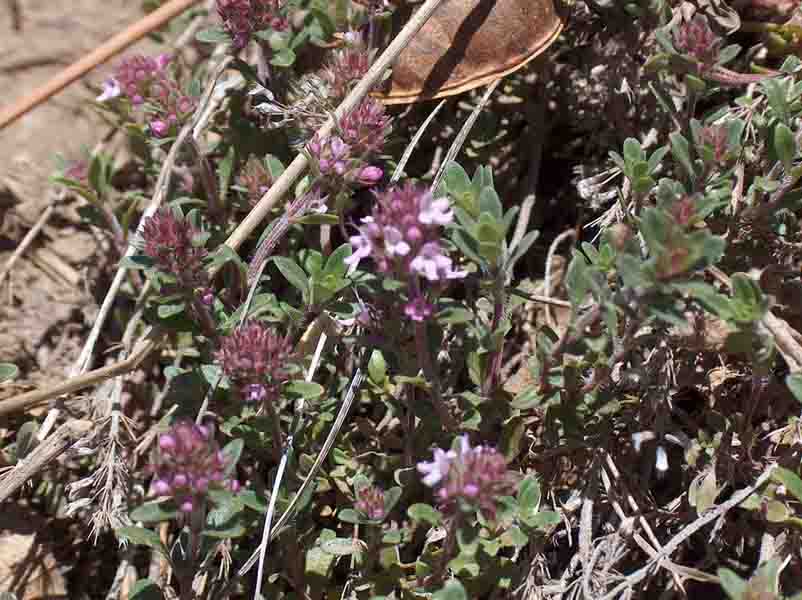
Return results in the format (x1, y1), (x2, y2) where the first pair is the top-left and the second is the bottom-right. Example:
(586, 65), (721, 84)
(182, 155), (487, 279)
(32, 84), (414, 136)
(139, 206), (209, 291)
(216, 0), (289, 50)
(673, 14), (722, 74)
(418, 435), (516, 520)
(305, 97), (391, 199)
(97, 53), (196, 137)
(215, 320), (294, 403)
(149, 420), (240, 513)
(345, 182), (466, 320)
(355, 485), (387, 521)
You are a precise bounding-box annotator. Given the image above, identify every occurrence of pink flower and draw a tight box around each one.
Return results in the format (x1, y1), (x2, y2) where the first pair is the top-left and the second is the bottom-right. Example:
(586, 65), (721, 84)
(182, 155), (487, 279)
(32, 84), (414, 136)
(140, 207), (208, 281)
(216, 320), (294, 399)
(357, 166), (383, 186)
(404, 296), (435, 321)
(417, 447), (456, 486)
(410, 242), (466, 281)
(420, 435), (515, 519)
(419, 195), (454, 226)
(149, 420), (240, 512)
(96, 78), (122, 102)
(149, 120), (169, 137)
(355, 486), (386, 520)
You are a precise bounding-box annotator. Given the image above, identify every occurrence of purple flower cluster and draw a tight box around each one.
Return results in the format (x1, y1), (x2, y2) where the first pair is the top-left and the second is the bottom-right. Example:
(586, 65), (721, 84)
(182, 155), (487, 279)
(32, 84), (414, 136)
(673, 15), (722, 72)
(306, 97), (390, 195)
(323, 37), (371, 101)
(216, 320), (293, 402)
(418, 435), (514, 519)
(149, 420), (240, 513)
(217, 0), (289, 50)
(345, 183), (466, 320)
(140, 207), (209, 289)
(355, 486), (386, 520)
(97, 54), (196, 138)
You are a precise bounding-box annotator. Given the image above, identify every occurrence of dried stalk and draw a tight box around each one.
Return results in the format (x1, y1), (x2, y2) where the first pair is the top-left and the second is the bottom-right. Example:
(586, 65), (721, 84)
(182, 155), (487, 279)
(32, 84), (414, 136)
(0, 419), (94, 503)
(0, 330), (162, 417)
(596, 466), (775, 600)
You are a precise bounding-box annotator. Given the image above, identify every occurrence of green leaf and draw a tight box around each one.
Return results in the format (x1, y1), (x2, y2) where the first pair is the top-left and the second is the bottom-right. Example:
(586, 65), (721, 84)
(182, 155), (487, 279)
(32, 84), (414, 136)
(221, 439), (244, 473)
(670, 132), (696, 181)
(408, 503), (442, 526)
(320, 537), (359, 556)
(0, 362), (19, 384)
(717, 568), (747, 600)
(285, 381), (325, 400)
(195, 27), (232, 44)
(764, 78), (789, 124)
(203, 522), (246, 538)
(623, 138), (645, 164)
(323, 243), (352, 278)
(238, 489), (268, 513)
(129, 580), (164, 600)
(383, 486), (403, 514)
(772, 466), (802, 503)
(296, 213), (340, 225)
(129, 501), (179, 523)
(786, 373), (802, 404)
(527, 510), (561, 531)
(478, 186), (503, 220)
(565, 254), (589, 307)
(273, 256), (309, 301)
(120, 255), (156, 271)
(518, 476), (542, 526)
(500, 525), (529, 548)
(270, 48), (296, 68)
(368, 350), (387, 384)
(337, 508), (362, 524)
(774, 122), (796, 173)
(116, 526), (169, 557)
(433, 580), (468, 600)
(157, 303), (185, 319)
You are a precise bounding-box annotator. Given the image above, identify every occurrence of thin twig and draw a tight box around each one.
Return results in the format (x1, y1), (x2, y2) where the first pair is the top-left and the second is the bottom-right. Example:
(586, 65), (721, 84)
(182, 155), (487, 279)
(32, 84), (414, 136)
(431, 79), (501, 192)
(391, 99), (447, 183)
(596, 466), (775, 600)
(544, 229), (577, 329)
(0, 205), (54, 287)
(0, 0), (202, 129)
(235, 361), (366, 579)
(0, 330), (162, 417)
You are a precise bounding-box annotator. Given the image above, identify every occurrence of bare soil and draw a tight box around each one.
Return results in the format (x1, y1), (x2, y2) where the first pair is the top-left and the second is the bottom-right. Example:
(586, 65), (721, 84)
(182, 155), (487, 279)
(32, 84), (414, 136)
(0, 2), (160, 594)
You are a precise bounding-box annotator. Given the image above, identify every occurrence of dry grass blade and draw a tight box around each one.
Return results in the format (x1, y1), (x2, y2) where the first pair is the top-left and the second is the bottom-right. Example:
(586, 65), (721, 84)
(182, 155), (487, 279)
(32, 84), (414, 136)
(391, 99), (447, 183)
(0, 330), (162, 417)
(596, 466), (776, 600)
(0, 419), (94, 503)
(0, 204), (54, 287)
(430, 78), (501, 192)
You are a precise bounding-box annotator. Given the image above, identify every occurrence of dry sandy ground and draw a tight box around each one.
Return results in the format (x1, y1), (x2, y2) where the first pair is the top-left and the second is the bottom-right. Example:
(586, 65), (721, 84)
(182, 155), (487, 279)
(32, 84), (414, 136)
(0, 2), (165, 596)
(0, 0), (162, 389)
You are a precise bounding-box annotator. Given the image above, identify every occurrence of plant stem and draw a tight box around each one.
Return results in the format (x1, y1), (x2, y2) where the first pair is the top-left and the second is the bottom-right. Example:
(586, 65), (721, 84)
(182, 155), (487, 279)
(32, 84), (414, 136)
(414, 320), (456, 431)
(263, 391), (284, 463)
(482, 273), (506, 397)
